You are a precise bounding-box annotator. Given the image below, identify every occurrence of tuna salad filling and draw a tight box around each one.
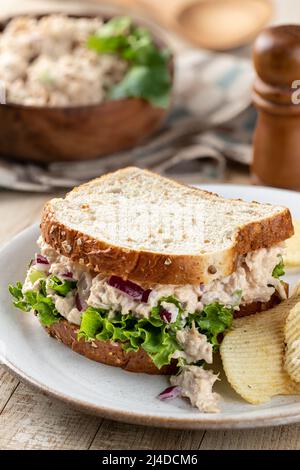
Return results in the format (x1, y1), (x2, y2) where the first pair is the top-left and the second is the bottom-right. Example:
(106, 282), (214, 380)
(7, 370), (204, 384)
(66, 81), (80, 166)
(9, 237), (286, 414)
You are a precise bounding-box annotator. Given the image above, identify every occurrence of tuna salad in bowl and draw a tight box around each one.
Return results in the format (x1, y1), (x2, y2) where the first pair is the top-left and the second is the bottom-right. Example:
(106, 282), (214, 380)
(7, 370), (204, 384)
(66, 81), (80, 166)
(0, 13), (172, 162)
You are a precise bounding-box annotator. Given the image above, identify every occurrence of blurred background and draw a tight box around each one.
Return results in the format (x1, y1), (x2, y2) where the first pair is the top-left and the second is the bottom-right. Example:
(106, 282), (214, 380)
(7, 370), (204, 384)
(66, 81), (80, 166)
(0, 0), (299, 191)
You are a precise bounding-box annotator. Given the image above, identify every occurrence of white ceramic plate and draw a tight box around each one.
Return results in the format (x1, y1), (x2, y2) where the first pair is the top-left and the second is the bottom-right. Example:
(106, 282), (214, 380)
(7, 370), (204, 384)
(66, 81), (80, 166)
(1, 184), (300, 430)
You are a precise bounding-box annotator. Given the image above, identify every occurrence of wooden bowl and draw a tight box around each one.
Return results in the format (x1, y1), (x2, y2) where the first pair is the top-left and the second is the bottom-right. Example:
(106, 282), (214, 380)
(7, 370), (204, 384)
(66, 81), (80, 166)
(0, 12), (172, 163)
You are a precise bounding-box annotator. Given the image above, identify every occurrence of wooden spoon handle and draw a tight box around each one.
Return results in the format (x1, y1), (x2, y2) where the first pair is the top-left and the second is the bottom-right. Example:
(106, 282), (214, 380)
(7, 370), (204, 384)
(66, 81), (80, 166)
(112, 0), (186, 24)
(112, 0), (155, 15)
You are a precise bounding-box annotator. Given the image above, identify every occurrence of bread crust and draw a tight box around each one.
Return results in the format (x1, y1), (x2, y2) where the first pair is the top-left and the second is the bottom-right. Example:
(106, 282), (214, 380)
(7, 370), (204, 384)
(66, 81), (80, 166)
(45, 320), (177, 375)
(44, 291), (285, 374)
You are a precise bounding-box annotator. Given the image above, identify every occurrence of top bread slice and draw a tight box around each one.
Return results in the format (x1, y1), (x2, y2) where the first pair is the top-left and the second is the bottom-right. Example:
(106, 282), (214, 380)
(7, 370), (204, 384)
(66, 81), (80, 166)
(41, 167), (293, 285)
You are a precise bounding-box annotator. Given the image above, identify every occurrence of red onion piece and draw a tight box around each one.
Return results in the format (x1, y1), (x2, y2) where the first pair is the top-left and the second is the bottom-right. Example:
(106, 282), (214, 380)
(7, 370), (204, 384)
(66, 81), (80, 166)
(35, 254), (49, 265)
(108, 276), (151, 302)
(160, 305), (178, 324)
(158, 386), (182, 401)
(75, 293), (86, 312)
(62, 272), (73, 279)
(160, 308), (172, 323)
(141, 289), (152, 303)
(32, 254), (50, 272)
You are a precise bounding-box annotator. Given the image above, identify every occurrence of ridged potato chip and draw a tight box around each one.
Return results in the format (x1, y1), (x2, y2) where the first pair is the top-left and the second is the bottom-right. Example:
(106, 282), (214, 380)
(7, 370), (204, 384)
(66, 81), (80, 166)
(220, 296), (300, 404)
(284, 220), (300, 267)
(284, 302), (300, 383)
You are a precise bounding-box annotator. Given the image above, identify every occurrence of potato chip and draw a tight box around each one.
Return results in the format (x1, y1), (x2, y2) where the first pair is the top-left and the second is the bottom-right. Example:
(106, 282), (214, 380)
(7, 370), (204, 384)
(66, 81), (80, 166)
(292, 281), (300, 297)
(220, 296), (300, 404)
(284, 219), (300, 267)
(284, 302), (300, 383)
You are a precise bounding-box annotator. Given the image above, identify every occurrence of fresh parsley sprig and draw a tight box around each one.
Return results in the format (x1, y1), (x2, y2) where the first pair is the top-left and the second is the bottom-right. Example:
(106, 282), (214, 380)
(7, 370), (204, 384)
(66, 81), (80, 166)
(87, 16), (172, 108)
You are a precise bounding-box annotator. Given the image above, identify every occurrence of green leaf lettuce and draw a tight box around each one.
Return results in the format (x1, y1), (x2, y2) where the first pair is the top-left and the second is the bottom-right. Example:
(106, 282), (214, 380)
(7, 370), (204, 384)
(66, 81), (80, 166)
(9, 281), (61, 327)
(47, 275), (77, 297)
(10, 281), (233, 369)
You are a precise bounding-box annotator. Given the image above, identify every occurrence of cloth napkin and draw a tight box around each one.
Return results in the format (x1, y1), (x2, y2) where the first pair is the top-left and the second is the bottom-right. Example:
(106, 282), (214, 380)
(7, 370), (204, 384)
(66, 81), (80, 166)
(0, 49), (255, 192)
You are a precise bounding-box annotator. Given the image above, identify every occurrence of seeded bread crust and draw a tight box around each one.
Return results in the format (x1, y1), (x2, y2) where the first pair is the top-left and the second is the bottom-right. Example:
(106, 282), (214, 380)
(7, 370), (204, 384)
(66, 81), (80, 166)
(45, 290), (285, 374)
(40, 168), (293, 285)
(45, 320), (177, 375)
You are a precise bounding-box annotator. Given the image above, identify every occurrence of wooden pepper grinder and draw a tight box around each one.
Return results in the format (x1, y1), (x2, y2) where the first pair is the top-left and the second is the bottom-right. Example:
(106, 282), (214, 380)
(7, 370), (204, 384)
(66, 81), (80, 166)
(252, 25), (300, 189)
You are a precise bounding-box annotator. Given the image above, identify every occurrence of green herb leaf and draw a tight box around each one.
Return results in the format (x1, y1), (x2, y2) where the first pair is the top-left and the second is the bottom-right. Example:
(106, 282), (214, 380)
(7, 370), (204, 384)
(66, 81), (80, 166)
(272, 257), (285, 279)
(109, 64), (170, 108)
(9, 281), (24, 301)
(47, 276), (77, 297)
(99, 16), (132, 37)
(87, 34), (128, 54)
(87, 16), (172, 108)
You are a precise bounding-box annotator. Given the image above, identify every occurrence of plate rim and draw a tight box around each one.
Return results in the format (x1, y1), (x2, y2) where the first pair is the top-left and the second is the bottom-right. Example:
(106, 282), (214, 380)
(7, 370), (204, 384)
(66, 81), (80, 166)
(2, 183), (300, 430)
(3, 356), (300, 430)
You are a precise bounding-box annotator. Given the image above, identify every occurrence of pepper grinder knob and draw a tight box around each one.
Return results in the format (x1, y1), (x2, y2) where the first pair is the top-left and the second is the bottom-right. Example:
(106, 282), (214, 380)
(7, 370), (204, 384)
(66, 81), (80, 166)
(252, 25), (300, 189)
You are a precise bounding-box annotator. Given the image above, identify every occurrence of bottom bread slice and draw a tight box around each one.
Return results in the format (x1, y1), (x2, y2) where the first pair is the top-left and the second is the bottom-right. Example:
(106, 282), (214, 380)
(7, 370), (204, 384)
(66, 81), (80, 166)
(44, 289), (287, 375)
(46, 319), (177, 375)
(235, 286), (287, 318)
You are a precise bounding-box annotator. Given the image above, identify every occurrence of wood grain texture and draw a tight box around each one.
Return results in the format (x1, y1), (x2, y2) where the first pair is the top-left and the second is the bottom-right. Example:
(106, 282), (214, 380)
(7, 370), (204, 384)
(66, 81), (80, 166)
(0, 192), (50, 244)
(90, 420), (205, 450)
(200, 426), (300, 450)
(112, 0), (273, 51)
(0, 366), (19, 413)
(0, 382), (101, 450)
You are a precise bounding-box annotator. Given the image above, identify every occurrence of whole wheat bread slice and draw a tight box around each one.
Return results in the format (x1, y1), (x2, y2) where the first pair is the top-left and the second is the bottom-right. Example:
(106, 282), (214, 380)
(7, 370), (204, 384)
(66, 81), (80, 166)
(41, 167), (293, 285)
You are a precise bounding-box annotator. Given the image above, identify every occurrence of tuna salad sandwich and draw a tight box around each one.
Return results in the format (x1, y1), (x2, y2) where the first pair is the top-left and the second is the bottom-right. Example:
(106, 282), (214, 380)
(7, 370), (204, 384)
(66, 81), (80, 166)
(9, 167), (294, 412)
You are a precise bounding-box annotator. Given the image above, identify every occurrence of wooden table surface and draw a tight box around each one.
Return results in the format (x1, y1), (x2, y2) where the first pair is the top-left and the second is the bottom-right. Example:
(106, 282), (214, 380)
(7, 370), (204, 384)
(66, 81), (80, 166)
(1, 0), (300, 452)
